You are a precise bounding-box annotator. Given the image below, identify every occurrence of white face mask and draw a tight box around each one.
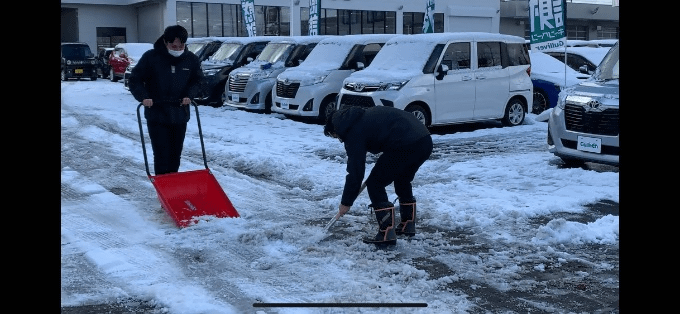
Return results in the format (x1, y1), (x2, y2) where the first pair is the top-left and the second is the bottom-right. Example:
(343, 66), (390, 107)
(168, 48), (184, 58)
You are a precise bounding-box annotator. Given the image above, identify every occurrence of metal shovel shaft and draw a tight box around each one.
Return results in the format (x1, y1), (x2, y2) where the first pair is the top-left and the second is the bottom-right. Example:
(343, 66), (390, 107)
(324, 181), (367, 231)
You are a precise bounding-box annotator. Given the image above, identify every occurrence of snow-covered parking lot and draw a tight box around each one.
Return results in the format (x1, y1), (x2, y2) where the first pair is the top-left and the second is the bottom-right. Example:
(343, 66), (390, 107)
(61, 79), (618, 314)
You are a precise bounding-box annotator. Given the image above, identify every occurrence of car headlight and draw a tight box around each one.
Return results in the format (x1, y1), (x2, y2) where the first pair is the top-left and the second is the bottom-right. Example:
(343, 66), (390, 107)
(378, 80), (409, 91)
(204, 68), (220, 76)
(311, 75), (328, 85)
(556, 91), (569, 109)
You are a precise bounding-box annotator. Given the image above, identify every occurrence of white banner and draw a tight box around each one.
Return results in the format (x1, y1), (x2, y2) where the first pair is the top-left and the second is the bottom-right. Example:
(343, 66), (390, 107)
(529, 0), (566, 51)
(309, 0), (321, 36)
(241, 0), (257, 37)
(423, 0), (435, 33)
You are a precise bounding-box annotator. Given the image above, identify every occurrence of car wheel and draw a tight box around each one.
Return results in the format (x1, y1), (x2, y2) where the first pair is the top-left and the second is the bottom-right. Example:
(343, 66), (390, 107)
(501, 98), (526, 127)
(532, 89), (549, 114)
(318, 96), (337, 124)
(263, 91), (273, 114)
(405, 104), (430, 127)
(110, 69), (118, 82)
(91, 76), (97, 81)
(61, 70), (67, 81)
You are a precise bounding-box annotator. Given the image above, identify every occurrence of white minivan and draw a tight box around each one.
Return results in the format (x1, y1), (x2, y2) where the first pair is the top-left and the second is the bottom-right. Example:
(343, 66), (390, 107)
(224, 35), (330, 113)
(337, 32), (533, 127)
(272, 34), (396, 122)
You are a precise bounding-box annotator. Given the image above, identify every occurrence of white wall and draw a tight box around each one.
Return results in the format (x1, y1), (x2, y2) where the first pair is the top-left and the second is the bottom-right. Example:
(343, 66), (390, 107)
(62, 4), (139, 53)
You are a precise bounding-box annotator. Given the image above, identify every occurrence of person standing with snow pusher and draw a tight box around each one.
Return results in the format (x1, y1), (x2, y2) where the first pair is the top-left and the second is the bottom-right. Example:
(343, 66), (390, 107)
(129, 25), (204, 175)
(324, 106), (433, 246)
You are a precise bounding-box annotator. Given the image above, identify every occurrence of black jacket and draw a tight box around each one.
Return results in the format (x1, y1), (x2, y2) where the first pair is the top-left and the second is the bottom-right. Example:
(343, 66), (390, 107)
(129, 36), (203, 124)
(332, 106), (431, 206)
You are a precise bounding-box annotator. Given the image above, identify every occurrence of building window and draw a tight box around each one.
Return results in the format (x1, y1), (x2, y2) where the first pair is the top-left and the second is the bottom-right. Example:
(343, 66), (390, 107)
(597, 26), (618, 39)
(177, 2), (192, 35)
(208, 3), (222, 36)
(192, 3), (208, 37)
(222, 4), (246, 37)
(403, 12), (443, 34)
(566, 25), (588, 40)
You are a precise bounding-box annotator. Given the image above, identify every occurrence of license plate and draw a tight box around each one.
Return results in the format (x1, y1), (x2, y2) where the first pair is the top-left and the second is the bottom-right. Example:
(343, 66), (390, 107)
(281, 101), (289, 109)
(231, 93), (239, 102)
(577, 136), (602, 153)
(75, 69), (83, 74)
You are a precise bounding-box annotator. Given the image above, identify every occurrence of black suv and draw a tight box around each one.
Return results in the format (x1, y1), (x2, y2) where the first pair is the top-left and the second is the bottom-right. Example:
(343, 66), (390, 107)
(61, 42), (98, 81)
(195, 38), (270, 107)
(96, 48), (114, 79)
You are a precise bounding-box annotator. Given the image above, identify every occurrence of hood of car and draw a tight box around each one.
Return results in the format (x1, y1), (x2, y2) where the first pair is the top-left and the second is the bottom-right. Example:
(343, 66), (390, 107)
(278, 67), (332, 85)
(201, 60), (234, 69)
(569, 79), (619, 99)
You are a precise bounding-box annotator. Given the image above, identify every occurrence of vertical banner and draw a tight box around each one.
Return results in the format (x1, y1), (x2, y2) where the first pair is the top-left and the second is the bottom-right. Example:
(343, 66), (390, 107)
(241, 0), (257, 37)
(423, 0), (435, 33)
(308, 0), (321, 36)
(529, 0), (566, 51)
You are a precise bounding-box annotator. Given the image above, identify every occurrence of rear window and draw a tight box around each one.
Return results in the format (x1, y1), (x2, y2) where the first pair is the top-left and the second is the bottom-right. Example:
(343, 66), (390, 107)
(477, 41), (502, 68)
(505, 43), (530, 66)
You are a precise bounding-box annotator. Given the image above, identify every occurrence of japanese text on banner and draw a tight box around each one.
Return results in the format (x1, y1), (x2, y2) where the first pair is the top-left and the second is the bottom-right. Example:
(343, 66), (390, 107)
(529, 0), (566, 51)
(309, 0), (320, 36)
(241, 0), (256, 37)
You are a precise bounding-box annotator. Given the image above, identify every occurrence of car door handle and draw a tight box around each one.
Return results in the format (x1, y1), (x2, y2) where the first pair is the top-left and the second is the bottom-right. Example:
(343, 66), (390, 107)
(462, 76), (472, 81)
(476, 75), (486, 80)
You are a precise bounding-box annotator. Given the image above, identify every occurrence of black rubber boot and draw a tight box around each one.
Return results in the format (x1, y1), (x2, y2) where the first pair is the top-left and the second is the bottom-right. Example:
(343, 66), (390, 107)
(363, 203), (397, 246)
(395, 199), (416, 236)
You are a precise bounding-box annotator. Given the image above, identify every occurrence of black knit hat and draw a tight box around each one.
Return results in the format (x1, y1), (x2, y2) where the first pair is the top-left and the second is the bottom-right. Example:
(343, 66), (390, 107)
(162, 25), (189, 44)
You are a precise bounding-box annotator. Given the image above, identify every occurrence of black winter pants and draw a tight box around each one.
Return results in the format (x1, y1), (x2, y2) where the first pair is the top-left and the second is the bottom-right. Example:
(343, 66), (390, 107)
(147, 121), (187, 175)
(365, 135), (433, 206)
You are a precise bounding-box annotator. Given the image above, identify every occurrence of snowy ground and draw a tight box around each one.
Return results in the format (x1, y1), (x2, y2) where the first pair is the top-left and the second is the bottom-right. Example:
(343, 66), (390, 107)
(61, 79), (619, 314)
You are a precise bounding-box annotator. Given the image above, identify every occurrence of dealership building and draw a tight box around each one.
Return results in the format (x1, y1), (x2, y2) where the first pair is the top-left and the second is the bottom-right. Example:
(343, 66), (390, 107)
(61, 0), (618, 53)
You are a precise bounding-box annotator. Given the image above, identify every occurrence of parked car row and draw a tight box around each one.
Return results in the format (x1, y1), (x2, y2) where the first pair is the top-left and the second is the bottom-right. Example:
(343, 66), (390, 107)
(219, 32), (532, 129)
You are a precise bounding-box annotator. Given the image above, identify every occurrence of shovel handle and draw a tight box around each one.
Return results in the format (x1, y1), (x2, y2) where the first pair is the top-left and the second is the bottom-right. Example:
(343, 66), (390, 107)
(325, 180), (367, 232)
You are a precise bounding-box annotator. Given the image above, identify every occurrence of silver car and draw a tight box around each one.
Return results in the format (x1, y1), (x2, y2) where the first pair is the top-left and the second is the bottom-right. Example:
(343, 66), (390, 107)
(547, 41), (619, 166)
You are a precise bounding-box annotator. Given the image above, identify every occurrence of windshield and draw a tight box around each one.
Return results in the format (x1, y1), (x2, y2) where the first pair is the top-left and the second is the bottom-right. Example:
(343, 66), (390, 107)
(210, 43), (243, 62)
(368, 40), (435, 72)
(256, 43), (294, 63)
(187, 42), (206, 54)
(593, 41), (619, 81)
(62, 45), (93, 59)
(298, 42), (354, 69)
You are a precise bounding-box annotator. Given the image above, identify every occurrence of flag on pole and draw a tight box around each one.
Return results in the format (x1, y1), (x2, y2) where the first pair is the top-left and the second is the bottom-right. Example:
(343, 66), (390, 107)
(309, 0), (321, 36)
(528, 0), (566, 52)
(241, 0), (256, 37)
(423, 0), (435, 33)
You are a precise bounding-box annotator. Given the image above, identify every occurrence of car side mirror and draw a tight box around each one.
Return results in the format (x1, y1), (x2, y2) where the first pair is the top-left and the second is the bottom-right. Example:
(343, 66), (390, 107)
(578, 65), (589, 74)
(436, 64), (449, 80)
(355, 61), (365, 70)
(246, 57), (253, 63)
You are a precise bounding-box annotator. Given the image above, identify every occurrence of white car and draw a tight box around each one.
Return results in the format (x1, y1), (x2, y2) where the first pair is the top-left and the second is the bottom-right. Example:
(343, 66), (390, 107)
(337, 32), (533, 128)
(272, 34), (396, 122)
(545, 46), (611, 75)
(224, 36), (330, 113)
(547, 41), (619, 166)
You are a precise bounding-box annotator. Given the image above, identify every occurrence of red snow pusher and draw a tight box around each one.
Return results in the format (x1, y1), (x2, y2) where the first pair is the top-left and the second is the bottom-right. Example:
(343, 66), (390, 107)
(137, 101), (239, 227)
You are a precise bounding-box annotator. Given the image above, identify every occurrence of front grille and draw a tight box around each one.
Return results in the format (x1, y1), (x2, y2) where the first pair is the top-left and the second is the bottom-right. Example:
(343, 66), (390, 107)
(339, 94), (375, 108)
(276, 81), (300, 98)
(343, 82), (381, 92)
(564, 103), (619, 136)
(228, 74), (249, 93)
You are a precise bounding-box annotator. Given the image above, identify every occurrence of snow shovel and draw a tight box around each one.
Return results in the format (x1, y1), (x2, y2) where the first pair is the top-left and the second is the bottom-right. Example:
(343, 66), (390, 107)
(137, 100), (239, 228)
(324, 180), (366, 231)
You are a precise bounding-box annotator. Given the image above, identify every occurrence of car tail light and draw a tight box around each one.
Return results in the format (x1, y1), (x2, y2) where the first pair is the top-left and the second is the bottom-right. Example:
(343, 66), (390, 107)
(526, 65), (531, 76)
